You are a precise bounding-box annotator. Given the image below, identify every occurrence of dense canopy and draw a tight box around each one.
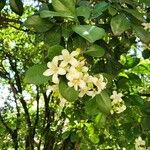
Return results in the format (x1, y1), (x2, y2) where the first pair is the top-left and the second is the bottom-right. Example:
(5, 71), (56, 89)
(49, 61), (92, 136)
(0, 0), (150, 150)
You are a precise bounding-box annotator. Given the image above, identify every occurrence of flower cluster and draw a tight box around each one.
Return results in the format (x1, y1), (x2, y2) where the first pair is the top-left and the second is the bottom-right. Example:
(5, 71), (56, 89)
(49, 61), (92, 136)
(135, 136), (146, 150)
(110, 91), (126, 114)
(43, 49), (107, 98)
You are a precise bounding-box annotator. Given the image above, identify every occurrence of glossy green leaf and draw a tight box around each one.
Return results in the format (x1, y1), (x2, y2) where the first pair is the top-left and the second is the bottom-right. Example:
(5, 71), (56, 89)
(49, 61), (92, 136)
(133, 25), (150, 44)
(0, 0), (6, 11)
(72, 25), (106, 43)
(76, 6), (91, 20)
(48, 45), (64, 60)
(52, 0), (77, 19)
(10, 0), (24, 16)
(91, 1), (109, 18)
(24, 15), (53, 32)
(59, 78), (79, 102)
(24, 64), (50, 85)
(124, 9), (146, 22)
(85, 44), (105, 57)
(94, 91), (111, 114)
(111, 14), (130, 36)
(40, 10), (74, 18)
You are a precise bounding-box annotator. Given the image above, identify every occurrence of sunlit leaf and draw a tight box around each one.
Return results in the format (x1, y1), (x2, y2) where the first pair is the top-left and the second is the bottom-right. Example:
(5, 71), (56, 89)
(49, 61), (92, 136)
(72, 25), (105, 43)
(24, 64), (50, 85)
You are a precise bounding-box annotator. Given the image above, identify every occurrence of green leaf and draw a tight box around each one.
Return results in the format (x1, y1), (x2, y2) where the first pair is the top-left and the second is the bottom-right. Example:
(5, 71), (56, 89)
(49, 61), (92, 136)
(85, 44), (105, 57)
(94, 91), (111, 114)
(95, 113), (106, 128)
(52, 0), (77, 19)
(111, 14), (130, 36)
(91, 1), (109, 18)
(108, 6), (117, 16)
(142, 117), (150, 131)
(139, 0), (150, 6)
(76, 6), (92, 20)
(85, 98), (100, 116)
(132, 64), (150, 75)
(48, 45), (64, 61)
(24, 15), (53, 32)
(127, 95), (144, 107)
(44, 26), (61, 46)
(72, 25), (106, 43)
(59, 78), (79, 102)
(24, 64), (50, 85)
(10, 0), (24, 16)
(142, 102), (150, 115)
(124, 9), (146, 22)
(62, 131), (70, 140)
(40, 10), (74, 18)
(0, 0), (6, 11)
(116, 77), (129, 90)
(127, 73), (141, 86)
(133, 25), (150, 44)
(89, 133), (99, 144)
(123, 56), (140, 69)
(142, 49), (150, 59)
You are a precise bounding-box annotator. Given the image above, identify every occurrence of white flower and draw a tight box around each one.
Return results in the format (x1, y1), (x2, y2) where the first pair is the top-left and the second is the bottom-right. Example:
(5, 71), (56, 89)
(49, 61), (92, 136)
(86, 89), (98, 98)
(76, 60), (88, 73)
(110, 91), (126, 114)
(110, 91), (123, 104)
(79, 86), (89, 97)
(135, 136), (146, 150)
(142, 23), (150, 30)
(43, 56), (66, 83)
(59, 49), (79, 67)
(115, 104), (126, 114)
(66, 67), (86, 91)
(92, 75), (106, 92)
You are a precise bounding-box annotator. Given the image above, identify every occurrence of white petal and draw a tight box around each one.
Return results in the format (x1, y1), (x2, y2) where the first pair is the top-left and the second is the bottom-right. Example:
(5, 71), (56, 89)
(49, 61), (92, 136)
(60, 61), (68, 67)
(52, 56), (59, 66)
(82, 66), (88, 72)
(47, 62), (52, 68)
(79, 80), (86, 88)
(70, 58), (78, 67)
(43, 69), (53, 76)
(52, 74), (59, 84)
(62, 49), (69, 56)
(68, 81), (73, 87)
(58, 68), (66, 75)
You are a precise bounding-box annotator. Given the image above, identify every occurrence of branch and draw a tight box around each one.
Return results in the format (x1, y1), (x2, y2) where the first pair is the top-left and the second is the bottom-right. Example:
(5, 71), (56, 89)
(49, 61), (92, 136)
(32, 86), (40, 137)
(7, 54), (31, 128)
(0, 113), (13, 135)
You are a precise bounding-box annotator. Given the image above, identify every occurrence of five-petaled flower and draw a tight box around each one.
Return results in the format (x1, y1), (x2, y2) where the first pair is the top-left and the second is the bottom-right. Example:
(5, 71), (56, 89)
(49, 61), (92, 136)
(43, 56), (66, 83)
(59, 49), (79, 67)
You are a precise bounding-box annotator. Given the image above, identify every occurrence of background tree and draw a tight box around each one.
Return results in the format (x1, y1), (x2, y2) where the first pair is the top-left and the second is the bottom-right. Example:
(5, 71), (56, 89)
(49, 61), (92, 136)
(0, 0), (150, 150)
